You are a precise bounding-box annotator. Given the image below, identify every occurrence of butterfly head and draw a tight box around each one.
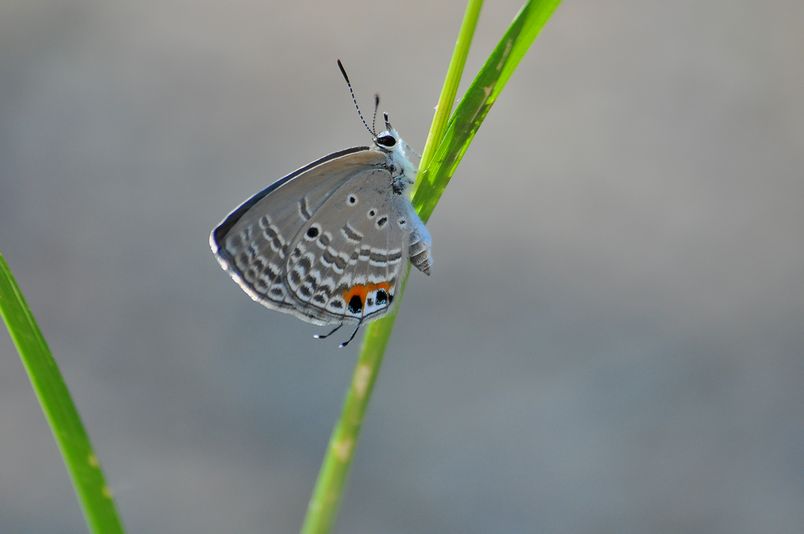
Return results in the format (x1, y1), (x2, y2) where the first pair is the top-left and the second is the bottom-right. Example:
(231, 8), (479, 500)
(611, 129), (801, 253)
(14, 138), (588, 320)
(374, 112), (417, 189)
(335, 61), (417, 188)
(375, 131), (417, 191)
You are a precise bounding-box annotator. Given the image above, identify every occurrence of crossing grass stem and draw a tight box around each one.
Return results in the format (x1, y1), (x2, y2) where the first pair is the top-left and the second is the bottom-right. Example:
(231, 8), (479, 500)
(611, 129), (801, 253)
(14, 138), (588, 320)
(300, 1), (561, 533)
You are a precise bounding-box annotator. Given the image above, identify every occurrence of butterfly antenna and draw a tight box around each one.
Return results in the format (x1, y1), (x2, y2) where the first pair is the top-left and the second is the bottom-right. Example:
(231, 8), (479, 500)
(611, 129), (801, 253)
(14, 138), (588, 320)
(314, 323), (343, 340)
(337, 59), (375, 137)
(384, 112), (393, 131)
(372, 94), (380, 134)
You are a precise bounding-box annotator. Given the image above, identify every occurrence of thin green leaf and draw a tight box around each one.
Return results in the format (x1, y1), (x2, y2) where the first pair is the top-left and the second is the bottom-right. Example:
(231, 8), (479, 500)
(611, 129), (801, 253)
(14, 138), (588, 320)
(418, 0), (484, 174)
(300, 2), (483, 533)
(301, 1), (561, 532)
(0, 251), (125, 534)
(412, 0), (562, 221)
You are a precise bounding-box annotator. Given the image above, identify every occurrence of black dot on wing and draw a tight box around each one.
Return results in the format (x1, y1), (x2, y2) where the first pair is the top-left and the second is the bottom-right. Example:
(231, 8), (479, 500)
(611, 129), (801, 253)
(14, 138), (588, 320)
(348, 295), (363, 314)
(306, 226), (319, 239)
(368, 209), (376, 218)
(348, 194), (358, 205)
(376, 289), (388, 305)
(377, 216), (388, 228)
(398, 218), (407, 227)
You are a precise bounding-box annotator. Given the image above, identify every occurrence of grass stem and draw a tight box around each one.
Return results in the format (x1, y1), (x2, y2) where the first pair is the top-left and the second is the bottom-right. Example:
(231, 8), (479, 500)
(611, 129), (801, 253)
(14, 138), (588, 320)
(0, 252), (125, 534)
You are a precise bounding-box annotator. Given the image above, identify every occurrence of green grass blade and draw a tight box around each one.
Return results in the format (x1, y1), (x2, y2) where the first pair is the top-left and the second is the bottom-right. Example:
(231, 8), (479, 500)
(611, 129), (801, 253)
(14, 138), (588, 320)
(299, 271), (411, 534)
(412, 0), (562, 222)
(300, 2), (483, 533)
(418, 0), (484, 174)
(301, 1), (560, 532)
(0, 251), (125, 534)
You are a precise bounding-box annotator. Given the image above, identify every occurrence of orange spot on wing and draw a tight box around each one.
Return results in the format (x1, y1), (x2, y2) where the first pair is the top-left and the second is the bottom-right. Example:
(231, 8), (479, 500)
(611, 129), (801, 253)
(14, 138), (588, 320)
(343, 282), (392, 310)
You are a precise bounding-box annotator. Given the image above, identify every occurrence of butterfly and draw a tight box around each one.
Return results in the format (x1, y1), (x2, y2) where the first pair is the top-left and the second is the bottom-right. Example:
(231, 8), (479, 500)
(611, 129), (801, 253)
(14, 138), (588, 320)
(209, 61), (433, 347)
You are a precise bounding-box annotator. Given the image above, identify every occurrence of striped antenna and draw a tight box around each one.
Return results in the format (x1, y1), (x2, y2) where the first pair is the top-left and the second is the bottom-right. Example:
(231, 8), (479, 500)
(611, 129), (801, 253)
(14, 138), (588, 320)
(337, 59), (375, 137)
(372, 94), (380, 134)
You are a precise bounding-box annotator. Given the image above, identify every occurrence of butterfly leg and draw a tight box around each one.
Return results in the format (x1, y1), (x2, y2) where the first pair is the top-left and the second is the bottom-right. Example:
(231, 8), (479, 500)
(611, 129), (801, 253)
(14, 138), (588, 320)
(314, 323), (344, 340)
(338, 321), (363, 348)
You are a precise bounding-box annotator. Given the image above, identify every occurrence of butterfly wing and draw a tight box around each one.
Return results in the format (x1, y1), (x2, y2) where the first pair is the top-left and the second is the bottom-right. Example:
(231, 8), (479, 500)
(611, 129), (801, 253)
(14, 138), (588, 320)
(282, 169), (413, 325)
(210, 147), (387, 320)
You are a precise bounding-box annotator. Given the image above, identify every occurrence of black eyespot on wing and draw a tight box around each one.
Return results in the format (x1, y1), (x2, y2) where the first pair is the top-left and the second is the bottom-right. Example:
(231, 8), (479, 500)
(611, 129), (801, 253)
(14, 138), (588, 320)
(306, 226), (319, 239)
(348, 295), (363, 314)
(376, 289), (388, 306)
(376, 216), (388, 228)
(376, 135), (396, 147)
(348, 194), (358, 205)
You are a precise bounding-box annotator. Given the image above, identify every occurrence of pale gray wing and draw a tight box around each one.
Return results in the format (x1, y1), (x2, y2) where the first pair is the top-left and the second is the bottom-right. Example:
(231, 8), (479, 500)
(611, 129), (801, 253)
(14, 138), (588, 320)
(210, 147), (386, 320)
(283, 168), (413, 325)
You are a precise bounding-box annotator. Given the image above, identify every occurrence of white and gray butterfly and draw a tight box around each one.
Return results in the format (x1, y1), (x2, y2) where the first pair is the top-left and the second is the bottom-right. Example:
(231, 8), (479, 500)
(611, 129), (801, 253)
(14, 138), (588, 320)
(209, 67), (432, 346)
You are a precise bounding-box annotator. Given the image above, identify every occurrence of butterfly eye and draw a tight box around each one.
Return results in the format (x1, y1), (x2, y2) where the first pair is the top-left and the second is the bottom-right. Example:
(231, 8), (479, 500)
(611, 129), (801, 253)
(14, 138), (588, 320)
(376, 135), (396, 148)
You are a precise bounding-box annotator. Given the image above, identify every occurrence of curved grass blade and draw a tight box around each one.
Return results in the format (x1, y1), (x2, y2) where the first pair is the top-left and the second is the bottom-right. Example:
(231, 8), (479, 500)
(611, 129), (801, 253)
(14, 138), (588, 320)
(301, 1), (561, 533)
(300, 2), (484, 533)
(418, 0), (485, 174)
(412, 0), (562, 221)
(364, 0), (562, 369)
(0, 252), (125, 534)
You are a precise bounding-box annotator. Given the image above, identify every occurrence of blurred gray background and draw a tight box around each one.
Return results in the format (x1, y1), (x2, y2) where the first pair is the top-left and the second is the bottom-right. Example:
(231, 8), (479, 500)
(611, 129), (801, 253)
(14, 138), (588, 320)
(1, 1), (802, 533)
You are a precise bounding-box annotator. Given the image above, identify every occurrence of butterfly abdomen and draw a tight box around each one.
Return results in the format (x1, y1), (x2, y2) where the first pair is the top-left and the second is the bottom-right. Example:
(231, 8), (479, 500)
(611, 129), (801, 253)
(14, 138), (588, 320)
(408, 223), (433, 276)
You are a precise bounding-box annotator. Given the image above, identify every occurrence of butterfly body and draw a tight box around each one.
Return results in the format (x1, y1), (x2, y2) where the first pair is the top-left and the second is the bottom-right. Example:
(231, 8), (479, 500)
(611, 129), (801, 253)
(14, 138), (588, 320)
(210, 127), (432, 331)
